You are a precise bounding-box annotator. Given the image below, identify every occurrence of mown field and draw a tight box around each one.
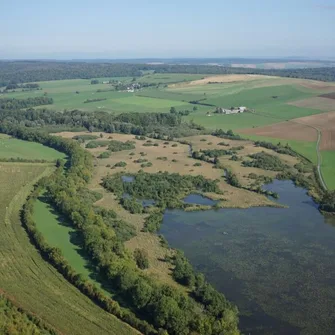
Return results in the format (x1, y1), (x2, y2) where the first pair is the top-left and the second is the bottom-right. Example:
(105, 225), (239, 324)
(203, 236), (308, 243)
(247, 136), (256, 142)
(0, 144), (138, 334)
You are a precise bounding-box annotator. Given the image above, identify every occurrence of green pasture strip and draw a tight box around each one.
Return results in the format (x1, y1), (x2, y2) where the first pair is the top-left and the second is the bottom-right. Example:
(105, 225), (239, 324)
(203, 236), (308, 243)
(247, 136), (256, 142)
(320, 151), (335, 190)
(33, 198), (112, 295)
(136, 88), (204, 102)
(0, 137), (66, 160)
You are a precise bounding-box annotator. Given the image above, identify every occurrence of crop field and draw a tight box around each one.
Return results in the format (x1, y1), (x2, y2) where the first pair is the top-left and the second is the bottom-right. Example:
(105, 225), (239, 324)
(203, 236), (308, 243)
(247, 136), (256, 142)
(0, 160), (137, 335)
(0, 135), (66, 160)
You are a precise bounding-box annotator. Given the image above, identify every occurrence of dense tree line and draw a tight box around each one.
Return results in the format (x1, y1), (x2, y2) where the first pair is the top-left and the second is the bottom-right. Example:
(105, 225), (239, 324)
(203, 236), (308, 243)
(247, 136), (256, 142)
(211, 129), (243, 141)
(0, 108), (202, 138)
(319, 191), (335, 213)
(0, 97), (53, 110)
(0, 62), (143, 86)
(1, 61), (335, 86)
(2, 82), (40, 91)
(1, 124), (239, 335)
(254, 141), (297, 157)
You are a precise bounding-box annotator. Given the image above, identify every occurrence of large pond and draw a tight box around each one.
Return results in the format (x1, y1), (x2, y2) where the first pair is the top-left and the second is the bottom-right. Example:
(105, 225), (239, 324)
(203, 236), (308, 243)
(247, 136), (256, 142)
(159, 180), (335, 335)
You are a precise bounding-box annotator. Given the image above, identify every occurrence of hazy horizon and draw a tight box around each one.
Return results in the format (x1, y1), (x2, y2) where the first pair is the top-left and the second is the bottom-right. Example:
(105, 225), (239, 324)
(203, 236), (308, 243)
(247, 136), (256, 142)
(1, 0), (334, 60)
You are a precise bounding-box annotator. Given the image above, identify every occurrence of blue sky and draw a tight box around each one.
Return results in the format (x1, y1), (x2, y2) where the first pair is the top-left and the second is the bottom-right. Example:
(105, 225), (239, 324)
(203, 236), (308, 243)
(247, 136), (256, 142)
(1, 0), (334, 59)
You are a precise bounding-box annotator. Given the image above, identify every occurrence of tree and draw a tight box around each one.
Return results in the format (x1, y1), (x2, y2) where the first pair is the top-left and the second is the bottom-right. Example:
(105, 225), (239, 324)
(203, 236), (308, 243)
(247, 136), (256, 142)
(134, 248), (149, 269)
(91, 79), (99, 84)
(170, 107), (177, 114)
(193, 106), (198, 111)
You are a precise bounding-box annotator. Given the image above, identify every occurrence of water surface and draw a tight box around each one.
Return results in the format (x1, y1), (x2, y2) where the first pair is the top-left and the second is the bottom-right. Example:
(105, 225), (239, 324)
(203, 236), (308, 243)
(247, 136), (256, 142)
(160, 180), (335, 335)
(183, 193), (217, 206)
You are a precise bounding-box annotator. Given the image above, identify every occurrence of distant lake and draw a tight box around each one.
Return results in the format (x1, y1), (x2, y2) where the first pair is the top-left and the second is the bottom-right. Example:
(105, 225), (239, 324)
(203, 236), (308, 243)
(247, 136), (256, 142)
(160, 180), (335, 335)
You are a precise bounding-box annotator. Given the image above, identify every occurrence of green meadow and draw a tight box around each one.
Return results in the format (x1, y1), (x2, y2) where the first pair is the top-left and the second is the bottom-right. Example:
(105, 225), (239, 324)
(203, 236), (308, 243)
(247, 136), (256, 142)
(0, 135), (66, 160)
(320, 151), (335, 190)
(33, 197), (113, 296)
(33, 198), (91, 277)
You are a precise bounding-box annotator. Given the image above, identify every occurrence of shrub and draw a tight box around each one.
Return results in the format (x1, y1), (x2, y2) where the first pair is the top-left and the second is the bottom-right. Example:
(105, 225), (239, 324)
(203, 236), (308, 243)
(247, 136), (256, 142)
(108, 140), (136, 152)
(193, 162), (202, 167)
(86, 140), (110, 148)
(98, 151), (111, 159)
(171, 144), (178, 147)
(242, 152), (285, 171)
(134, 249), (149, 269)
(114, 161), (127, 168)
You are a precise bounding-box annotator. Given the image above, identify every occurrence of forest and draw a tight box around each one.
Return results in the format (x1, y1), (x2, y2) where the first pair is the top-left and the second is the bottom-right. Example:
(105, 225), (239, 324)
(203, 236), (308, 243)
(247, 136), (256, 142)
(1, 61), (335, 86)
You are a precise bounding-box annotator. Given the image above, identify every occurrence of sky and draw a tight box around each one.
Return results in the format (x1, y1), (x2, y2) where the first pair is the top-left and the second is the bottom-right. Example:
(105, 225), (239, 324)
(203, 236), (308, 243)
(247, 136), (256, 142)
(1, 0), (334, 59)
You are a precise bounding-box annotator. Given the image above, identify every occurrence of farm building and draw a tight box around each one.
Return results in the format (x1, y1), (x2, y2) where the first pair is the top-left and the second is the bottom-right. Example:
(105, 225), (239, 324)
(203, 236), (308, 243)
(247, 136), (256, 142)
(215, 106), (247, 114)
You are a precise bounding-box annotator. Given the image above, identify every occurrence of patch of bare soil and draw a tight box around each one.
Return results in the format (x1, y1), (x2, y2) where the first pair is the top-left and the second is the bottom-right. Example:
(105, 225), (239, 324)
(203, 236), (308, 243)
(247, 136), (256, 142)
(240, 121), (317, 142)
(288, 97), (335, 111)
(170, 74), (267, 87)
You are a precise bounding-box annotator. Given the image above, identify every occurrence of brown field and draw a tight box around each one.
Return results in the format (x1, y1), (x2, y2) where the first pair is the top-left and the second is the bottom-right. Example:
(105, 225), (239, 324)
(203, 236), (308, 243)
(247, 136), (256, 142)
(56, 131), (305, 291)
(297, 81), (335, 92)
(320, 92), (335, 100)
(240, 111), (335, 151)
(293, 112), (335, 151)
(288, 96), (335, 111)
(240, 121), (317, 142)
(170, 74), (268, 87)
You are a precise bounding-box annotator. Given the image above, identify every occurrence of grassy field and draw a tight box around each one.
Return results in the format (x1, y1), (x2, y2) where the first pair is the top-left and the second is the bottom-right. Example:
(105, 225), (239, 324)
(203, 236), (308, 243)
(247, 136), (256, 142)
(3, 74), (205, 113)
(0, 135), (66, 160)
(244, 134), (318, 164)
(34, 198), (92, 278)
(320, 151), (335, 190)
(33, 197), (115, 296)
(0, 161), (137, 335)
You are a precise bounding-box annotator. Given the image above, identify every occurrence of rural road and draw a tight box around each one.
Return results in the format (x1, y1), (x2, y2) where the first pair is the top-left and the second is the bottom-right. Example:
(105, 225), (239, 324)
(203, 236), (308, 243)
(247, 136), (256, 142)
(311, 126), (327, 190)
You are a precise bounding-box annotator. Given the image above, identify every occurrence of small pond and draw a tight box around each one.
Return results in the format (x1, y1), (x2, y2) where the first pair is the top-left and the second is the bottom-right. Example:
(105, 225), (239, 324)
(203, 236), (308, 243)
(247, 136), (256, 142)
(121, 175), (134, 183)
(159, 180), (335, 335)
(183, 193), (217, 206)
